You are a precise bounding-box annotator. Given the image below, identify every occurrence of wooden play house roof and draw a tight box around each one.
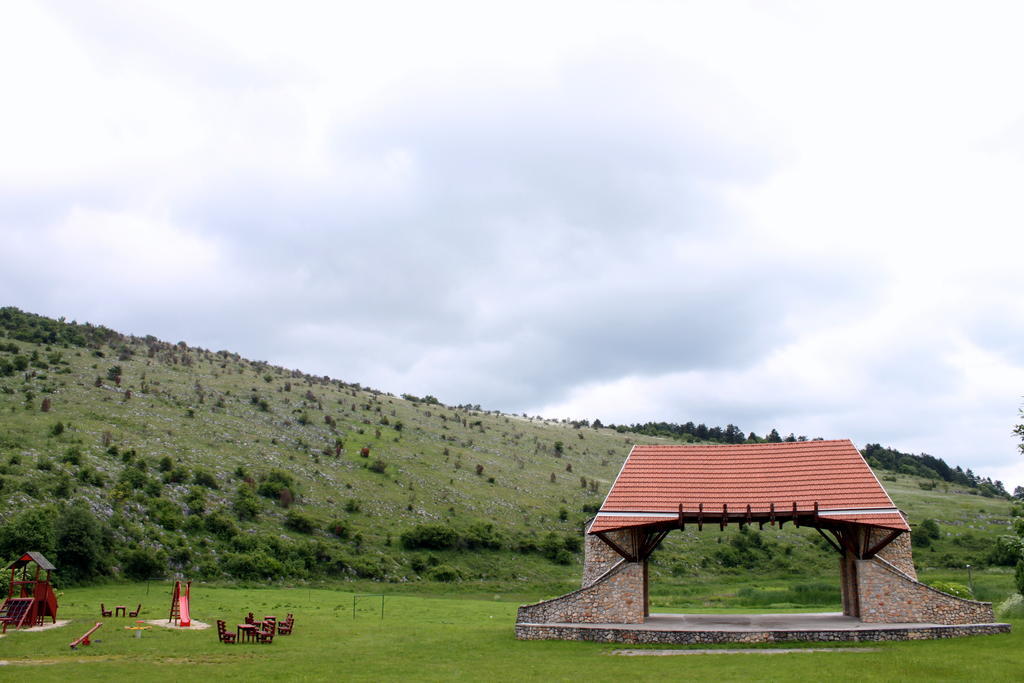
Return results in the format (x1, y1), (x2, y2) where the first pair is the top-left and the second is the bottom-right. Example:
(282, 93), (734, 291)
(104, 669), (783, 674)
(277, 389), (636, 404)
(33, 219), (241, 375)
(590, 440), (908, 535)
(7, 552), (56, 571)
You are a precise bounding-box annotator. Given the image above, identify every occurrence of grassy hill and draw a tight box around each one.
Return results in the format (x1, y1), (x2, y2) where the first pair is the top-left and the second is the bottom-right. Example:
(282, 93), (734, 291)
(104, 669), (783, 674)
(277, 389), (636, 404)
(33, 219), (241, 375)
(0, 307), (1017, 597)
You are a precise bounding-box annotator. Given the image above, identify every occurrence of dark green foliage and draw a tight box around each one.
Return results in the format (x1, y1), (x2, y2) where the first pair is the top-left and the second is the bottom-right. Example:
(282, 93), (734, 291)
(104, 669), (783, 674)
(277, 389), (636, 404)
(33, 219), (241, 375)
(1016, 560), (1024, 597)
(223, 551), (284, 580)
(462, 522), (502, 550)
(539, 531), (580, 563)
(713, 527), (778, 569)
(368, 459), (387, 474)
(401, 523), (459, 550)
(233, 483), (261, 520)
(986, 536), (1022, 566)
(257, 469), (296, 500)
(149, 499), (184, 530)
(184, 487), (206, 515)
(0, 307), (120, 348)
(192, 468), (218, 489)
(863, 443), (1009, 497)
(284, 510), (317, 534)
(913, 518), (941, 549)
(0, 506), (58, 560)
(121, 547), (167, 580)
(204, 511), (239, 539)
(55, 503), (111, 584)
(329, 520), (350, 539)
(61, 446), (82, 466)
(165, 466), (189, 484)
(427, 564), (461, 582)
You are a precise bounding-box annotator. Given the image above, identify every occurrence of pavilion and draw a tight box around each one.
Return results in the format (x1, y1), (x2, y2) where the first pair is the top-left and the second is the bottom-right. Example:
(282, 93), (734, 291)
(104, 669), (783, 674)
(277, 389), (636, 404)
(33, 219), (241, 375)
(516, 440), (1007, 643)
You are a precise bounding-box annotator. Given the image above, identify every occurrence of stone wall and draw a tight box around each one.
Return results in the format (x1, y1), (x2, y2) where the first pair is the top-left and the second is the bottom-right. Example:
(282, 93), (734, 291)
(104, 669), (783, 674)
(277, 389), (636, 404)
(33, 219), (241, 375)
(517, 527), (645, 625)
(582, 531), (623, 586)
(874, 526), (916, 579)
(516, 560), (644, 624)
(857, 558), (995, 624)
(515, 621), (1010, 643)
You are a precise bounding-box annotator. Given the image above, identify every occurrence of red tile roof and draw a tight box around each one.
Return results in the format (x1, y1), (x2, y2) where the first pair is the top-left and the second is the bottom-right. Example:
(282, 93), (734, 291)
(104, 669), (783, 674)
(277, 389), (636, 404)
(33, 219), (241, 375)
(592, 440), (907, 533)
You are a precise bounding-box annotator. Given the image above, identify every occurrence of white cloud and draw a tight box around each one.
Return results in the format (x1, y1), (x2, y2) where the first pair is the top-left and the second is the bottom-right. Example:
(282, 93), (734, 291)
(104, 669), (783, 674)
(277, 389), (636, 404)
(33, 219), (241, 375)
(2, 1), (1023, 489)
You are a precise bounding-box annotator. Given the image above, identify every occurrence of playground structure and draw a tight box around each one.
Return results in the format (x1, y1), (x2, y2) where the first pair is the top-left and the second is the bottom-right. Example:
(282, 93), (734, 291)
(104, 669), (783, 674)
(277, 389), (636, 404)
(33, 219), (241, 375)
(70, 622), (103, 649)
(168, 580), (191, 627)
(0, 551), (58, 632)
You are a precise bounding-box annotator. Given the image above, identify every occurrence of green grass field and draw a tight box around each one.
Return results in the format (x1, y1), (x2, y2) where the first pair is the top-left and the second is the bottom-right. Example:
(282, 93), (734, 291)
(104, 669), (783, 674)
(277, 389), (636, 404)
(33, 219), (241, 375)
(0, 582), (1021, 681)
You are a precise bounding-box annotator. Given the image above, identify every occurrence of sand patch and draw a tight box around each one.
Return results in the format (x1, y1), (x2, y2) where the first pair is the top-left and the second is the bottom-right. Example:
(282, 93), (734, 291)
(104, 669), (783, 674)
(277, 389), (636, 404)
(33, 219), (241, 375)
(145, 619), (211, 630)
(0, 619), (71, 634)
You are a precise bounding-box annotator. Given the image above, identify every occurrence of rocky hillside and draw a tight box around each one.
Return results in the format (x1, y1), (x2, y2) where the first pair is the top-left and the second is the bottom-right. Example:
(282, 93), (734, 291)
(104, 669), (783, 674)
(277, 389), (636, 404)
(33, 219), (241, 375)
(0, 307), (1015, 588)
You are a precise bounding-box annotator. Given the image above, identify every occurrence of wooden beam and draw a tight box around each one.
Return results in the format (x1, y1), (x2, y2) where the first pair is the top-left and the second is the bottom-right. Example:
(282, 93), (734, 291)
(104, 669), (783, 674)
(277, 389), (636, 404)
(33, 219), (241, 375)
(678, 503), (684, 530)
(769, 502), (776, 527)
(720, 503), (728, 530)
(595, 531), (636, 562)
(745, 504), (753, 526)
(640, 529), (671, 559)
(697, 503), (704, 531)
(793, 501), (799, 527)
(864, 529), (903, 559)
(815, 527), (843, 555)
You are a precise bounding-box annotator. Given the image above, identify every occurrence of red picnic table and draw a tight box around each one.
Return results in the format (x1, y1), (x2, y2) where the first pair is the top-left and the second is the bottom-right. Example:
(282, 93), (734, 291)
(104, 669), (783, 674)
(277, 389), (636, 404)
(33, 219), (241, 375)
(237, 623), (258, 643)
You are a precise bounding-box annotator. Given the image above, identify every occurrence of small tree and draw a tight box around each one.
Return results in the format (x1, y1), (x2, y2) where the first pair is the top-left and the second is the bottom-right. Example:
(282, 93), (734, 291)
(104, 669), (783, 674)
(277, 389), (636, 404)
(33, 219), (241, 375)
(233, 483), (261, 520)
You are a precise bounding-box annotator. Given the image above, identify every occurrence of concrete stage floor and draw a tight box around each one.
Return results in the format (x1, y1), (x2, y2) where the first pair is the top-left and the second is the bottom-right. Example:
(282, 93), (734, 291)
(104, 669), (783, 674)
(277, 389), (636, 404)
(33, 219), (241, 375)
(515, 612), (1011, 643)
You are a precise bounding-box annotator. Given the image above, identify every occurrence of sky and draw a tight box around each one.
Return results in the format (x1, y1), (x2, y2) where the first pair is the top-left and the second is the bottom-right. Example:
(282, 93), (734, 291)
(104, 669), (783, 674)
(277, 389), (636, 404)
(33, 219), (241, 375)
(2, 1), (1023, 489)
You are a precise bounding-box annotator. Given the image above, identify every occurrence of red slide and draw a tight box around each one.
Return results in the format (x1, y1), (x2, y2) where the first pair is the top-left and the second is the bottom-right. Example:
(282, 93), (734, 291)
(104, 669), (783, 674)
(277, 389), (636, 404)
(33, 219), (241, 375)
(179, 591), (190, 628)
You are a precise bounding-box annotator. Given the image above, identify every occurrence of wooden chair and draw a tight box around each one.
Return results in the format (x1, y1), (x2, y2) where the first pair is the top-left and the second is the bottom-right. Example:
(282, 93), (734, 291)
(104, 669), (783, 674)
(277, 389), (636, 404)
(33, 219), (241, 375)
(255, 620), (275, 644)
(100, 603), (112, 618)
(216, 619), (236, 644)
(244, 612), (255, 625)
(277, 615), (294, 635)
(129, 604), (142, 618)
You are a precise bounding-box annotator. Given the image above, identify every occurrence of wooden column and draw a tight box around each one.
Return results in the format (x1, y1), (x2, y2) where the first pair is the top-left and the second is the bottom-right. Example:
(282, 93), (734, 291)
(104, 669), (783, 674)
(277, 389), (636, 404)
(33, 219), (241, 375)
(643, 559), (649, 618)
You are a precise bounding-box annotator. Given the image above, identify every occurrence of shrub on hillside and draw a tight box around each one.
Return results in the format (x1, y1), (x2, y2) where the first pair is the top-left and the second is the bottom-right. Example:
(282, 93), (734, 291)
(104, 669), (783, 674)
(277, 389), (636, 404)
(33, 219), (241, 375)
(401, 523), (459, 550)
(285, 510), (317, 534)
(987, 535), (1023, 566)
(427, 564), (461, 582)
(257, 469), (296, 501)
(204, 510), (239, 539)
(148, 500), (184, 530)
(0, 506), (58, 560)
(121, 547), (167, 581)
(192, 469), (218, 489)
(233, 483), (261, 520)
(463, 522), (502, 550)
(55, 503), (112, 584)
(223, 551), (283, 581)
(184, 489), (205, 516)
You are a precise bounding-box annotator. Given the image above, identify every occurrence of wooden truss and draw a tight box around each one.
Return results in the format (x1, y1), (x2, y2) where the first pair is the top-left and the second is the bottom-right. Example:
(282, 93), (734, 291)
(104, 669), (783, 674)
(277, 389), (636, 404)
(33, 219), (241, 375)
(594, 502), (904, 562)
